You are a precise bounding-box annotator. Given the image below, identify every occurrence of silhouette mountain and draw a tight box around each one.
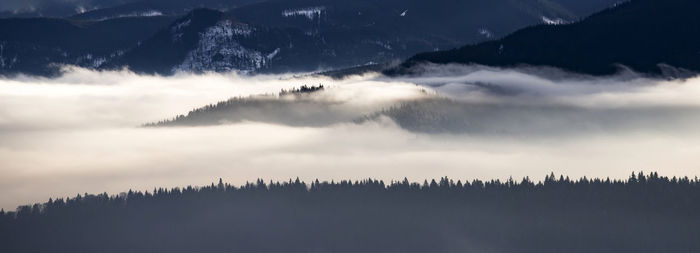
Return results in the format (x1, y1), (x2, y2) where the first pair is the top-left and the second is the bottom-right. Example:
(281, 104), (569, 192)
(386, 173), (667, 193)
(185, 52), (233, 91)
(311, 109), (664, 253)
(400, 0), (700, 76)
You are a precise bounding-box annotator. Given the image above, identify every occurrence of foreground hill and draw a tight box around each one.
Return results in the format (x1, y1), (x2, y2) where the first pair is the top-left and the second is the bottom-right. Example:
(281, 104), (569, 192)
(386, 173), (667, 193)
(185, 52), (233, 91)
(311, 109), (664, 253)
(401, 0), (700, 76)
(1, 173), (698, 252)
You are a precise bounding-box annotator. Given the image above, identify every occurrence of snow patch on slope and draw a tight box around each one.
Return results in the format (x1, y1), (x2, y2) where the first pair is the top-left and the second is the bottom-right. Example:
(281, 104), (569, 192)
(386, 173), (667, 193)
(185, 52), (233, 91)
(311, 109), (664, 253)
(75, 6), (87, 14)
(128, 10), (163, 18)
(174, 20), (279, 73)
(172, 19), (191, 31)
(171, 19), (192, 42)
(282, 7), (325, 20)
(93, 10), (163, 21)
(76, 54), (107, 68)
(478, 28), (493, 38)
(541, 16), (568, 25)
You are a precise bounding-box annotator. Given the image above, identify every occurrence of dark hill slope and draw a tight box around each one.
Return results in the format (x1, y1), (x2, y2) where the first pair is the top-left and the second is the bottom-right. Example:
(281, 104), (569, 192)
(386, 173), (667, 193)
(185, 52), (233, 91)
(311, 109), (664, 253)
(0, 16), (176, 76)
(70, 0), (266, 21)
(402, 0), (700, 75)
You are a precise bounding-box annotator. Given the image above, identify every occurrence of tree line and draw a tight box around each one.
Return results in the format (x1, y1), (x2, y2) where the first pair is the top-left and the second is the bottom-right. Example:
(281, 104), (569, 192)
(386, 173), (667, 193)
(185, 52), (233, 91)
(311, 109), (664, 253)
(144, 84), (325, 127)
(1, 172), (699, 252)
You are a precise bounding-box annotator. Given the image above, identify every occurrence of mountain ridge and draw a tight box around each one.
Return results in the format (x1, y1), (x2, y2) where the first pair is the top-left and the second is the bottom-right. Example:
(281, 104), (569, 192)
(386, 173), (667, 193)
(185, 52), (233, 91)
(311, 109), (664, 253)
(0, 0), (622, 76)
(397, 0), (700, 76)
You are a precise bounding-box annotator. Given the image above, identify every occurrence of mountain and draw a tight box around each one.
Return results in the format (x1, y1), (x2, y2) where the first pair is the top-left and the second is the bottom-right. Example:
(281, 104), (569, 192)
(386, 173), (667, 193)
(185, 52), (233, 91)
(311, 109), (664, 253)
(400, 0), (700, 76)
(107, 8), (330, 74)
(0, 0), (262, 19)
(0, 0), (623, 76)
(69, 0), (266, 21)
(0, 15), (176, 76)
(105, 0), (623, 75)
(0, 0), (136, 18)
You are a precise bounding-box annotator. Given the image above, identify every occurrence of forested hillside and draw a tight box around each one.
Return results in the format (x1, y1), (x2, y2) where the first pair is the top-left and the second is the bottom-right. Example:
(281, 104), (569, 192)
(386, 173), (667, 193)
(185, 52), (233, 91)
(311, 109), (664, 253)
(1, 172), (699, 253)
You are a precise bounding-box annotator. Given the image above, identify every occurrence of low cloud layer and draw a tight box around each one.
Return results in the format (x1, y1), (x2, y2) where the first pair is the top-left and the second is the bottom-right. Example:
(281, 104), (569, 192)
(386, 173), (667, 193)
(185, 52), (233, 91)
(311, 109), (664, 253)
(1, 65), (700, 210)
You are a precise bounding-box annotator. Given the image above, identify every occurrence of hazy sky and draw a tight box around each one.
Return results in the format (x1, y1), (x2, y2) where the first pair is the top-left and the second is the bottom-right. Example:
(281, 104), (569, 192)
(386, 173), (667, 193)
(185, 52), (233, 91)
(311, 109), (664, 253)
(1, 65), (700, 210)
(0, 0), (129, 13)
(1, 0), (75, 11)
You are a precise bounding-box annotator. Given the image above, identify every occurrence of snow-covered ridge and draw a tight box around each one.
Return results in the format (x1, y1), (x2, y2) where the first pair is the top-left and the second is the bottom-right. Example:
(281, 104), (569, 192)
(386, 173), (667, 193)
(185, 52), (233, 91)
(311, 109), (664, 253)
(129, 10), (163, 17)
(541, 16), (568, 25)
(93, 10), (163, 21)
(282, 6), (325, 20)
(117, 10), (163, 18)
(174, 20), (279, 73)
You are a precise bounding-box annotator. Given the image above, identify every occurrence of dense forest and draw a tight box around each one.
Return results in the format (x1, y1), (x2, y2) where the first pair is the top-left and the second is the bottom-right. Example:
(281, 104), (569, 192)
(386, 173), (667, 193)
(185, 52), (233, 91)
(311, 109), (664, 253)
(144, 84), (376, 127)
(2, 172), (699, 252)
(357, 98), (700, 135)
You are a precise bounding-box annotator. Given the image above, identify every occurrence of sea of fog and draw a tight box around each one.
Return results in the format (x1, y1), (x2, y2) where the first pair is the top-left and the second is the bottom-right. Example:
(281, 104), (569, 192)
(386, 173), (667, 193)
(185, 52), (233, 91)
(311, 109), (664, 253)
(1, 65), (700, 210)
